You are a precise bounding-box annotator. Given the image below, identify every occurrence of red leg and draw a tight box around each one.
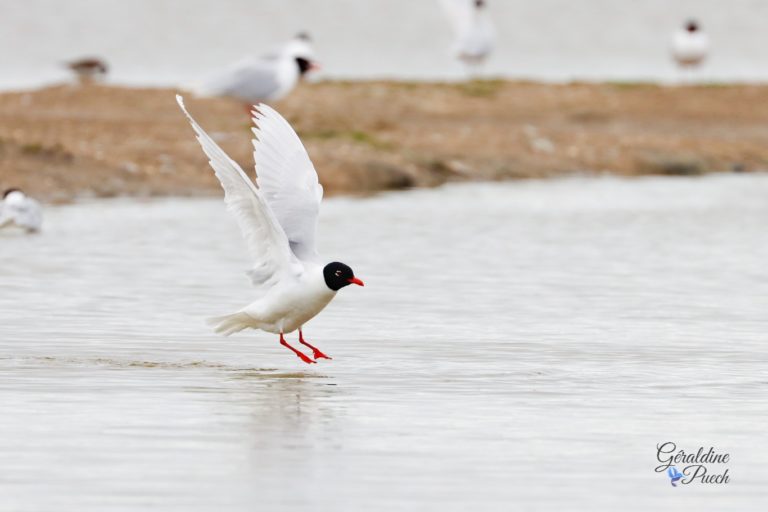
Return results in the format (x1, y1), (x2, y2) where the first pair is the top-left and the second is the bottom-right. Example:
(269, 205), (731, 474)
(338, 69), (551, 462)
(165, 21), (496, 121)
(299, 330), (332, 360)
(280, 333), (315, 364)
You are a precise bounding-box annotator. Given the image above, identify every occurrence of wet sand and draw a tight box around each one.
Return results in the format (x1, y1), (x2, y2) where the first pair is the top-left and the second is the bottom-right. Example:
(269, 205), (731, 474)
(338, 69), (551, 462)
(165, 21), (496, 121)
(1, 81), (768, 202)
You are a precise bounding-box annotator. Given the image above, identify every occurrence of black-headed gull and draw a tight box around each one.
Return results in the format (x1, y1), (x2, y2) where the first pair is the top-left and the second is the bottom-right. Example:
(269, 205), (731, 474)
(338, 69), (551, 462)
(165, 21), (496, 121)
(0, 189), (42, 233)
(176, 95), (363, 364)
(440, 0), (495, 74)
(192, 33), (319, 109)
(671, 20), (709, 69)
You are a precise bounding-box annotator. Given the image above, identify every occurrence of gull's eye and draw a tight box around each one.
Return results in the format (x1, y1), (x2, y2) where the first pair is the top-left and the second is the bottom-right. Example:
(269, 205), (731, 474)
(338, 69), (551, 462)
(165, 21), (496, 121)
(334, 270), (342, 277)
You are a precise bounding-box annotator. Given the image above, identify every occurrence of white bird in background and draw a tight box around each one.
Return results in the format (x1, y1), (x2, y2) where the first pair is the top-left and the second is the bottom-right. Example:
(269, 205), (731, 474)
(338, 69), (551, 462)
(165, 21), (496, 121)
(440, 0), (495, 75)
(0, 188), (42, 233)
(176, 95), (364, 365)
(192, 33), (320, 110)
(671, 20), (709, 70)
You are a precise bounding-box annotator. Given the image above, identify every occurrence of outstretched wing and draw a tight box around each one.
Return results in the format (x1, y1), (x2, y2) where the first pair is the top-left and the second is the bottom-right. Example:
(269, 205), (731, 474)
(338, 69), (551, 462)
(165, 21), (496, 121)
(176, 95), (301, 291)
(251, 103), (323, 262)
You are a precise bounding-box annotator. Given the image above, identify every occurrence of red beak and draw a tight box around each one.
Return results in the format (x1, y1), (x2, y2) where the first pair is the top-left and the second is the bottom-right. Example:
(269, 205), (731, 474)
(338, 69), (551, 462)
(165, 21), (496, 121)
(309, 61), (321, 72)
(347, 277), (364, 287)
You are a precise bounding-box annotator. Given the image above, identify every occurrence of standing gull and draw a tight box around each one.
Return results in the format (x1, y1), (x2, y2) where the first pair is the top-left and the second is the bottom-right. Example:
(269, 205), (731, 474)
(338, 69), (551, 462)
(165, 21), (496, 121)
(671, 20), (709, 70)
(176, 96), (364, 364)
(192, 33), (319, 108)
(440, 0), (495, 75)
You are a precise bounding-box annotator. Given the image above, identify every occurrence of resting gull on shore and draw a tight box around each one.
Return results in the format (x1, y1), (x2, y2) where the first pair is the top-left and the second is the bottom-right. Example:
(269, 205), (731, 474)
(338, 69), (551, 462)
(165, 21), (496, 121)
(440, 0), (495, 75)
(190, 33), (320, 109)
(671, 20), (709, 70)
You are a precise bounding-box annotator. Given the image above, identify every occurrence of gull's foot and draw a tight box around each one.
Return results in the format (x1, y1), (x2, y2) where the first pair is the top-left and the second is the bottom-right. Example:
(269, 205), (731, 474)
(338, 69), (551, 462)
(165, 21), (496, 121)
(299, 331), (332, 361)
(294, 351), (316, 365)
(309, 348), (332, 361)
(280, 333), (316, 364)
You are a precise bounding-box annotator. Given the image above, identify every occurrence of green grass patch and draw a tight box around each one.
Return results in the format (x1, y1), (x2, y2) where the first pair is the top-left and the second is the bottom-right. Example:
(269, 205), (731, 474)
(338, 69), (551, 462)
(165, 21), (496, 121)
(456, 79), (505, 97)
(299, 129), (394, 150)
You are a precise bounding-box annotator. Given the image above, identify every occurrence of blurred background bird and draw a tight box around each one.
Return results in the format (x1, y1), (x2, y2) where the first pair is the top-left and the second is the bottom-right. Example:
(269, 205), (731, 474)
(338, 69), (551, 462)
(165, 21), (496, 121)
(190, 32), (319, 109)
(65, 57), (109, 84)
(671, 19), (710, 71)
(0, 188), (42, 233)
(440, 0), (495, 77)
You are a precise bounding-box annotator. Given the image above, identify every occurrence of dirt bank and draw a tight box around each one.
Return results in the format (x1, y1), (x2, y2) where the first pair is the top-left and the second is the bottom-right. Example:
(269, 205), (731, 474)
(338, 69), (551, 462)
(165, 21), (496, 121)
(1, 81), (767, 202)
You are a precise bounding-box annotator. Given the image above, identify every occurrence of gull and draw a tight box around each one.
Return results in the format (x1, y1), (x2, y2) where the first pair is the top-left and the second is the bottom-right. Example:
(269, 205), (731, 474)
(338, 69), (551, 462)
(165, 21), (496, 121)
(671, 20), (709, 70)
(0, 189), (42, 233)
(440, 0), (495, 75)
(176, 95), (364, 364)
(192, 33), (319, 110)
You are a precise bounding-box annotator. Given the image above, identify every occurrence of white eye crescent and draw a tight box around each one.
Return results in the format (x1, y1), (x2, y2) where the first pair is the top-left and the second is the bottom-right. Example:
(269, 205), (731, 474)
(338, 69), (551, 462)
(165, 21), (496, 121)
(334, 270), (342, 277)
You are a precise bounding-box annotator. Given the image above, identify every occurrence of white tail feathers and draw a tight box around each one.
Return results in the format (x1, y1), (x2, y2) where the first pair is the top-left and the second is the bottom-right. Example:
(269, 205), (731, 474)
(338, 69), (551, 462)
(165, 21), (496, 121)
(207, 312), (254, 336)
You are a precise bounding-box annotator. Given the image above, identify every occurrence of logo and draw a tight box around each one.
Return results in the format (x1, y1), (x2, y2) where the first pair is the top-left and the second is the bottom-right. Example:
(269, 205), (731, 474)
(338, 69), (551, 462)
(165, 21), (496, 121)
(655, 441), (731, 486)
(666, 467), (684, 487)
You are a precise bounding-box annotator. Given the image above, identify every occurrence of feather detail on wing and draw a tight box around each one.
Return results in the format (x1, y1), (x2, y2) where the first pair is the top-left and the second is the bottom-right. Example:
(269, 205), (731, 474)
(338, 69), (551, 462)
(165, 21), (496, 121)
(251, 103), (323, 262)
(176, 95), (301, 291)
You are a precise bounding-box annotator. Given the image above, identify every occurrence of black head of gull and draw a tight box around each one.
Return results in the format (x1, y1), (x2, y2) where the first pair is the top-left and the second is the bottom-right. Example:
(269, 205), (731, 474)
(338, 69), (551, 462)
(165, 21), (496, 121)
(295, 57), (314, 76)
(323, 262), (364, 291)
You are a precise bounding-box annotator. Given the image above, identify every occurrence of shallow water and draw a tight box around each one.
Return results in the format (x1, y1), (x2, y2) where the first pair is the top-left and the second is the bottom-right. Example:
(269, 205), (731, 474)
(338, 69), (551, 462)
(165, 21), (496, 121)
(3, 0), (768, 89)
(1, 175), (767, 510)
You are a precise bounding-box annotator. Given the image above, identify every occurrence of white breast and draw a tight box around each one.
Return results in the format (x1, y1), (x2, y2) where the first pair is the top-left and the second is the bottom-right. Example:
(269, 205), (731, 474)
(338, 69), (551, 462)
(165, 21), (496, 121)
(269, 57), (300, 101)
(671, 32), (709, 66)
(456, 14), (494, 62)
(242, 265), (336, 334)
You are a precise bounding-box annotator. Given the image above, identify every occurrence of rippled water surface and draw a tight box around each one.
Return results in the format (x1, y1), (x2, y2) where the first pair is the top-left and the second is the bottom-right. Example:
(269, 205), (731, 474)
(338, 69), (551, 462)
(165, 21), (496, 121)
(1, 175), (767, 510)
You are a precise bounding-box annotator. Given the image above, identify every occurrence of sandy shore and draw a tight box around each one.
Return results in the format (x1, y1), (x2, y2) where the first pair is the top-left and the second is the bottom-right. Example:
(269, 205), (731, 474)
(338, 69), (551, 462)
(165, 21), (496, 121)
(1, 81), (767, 202)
